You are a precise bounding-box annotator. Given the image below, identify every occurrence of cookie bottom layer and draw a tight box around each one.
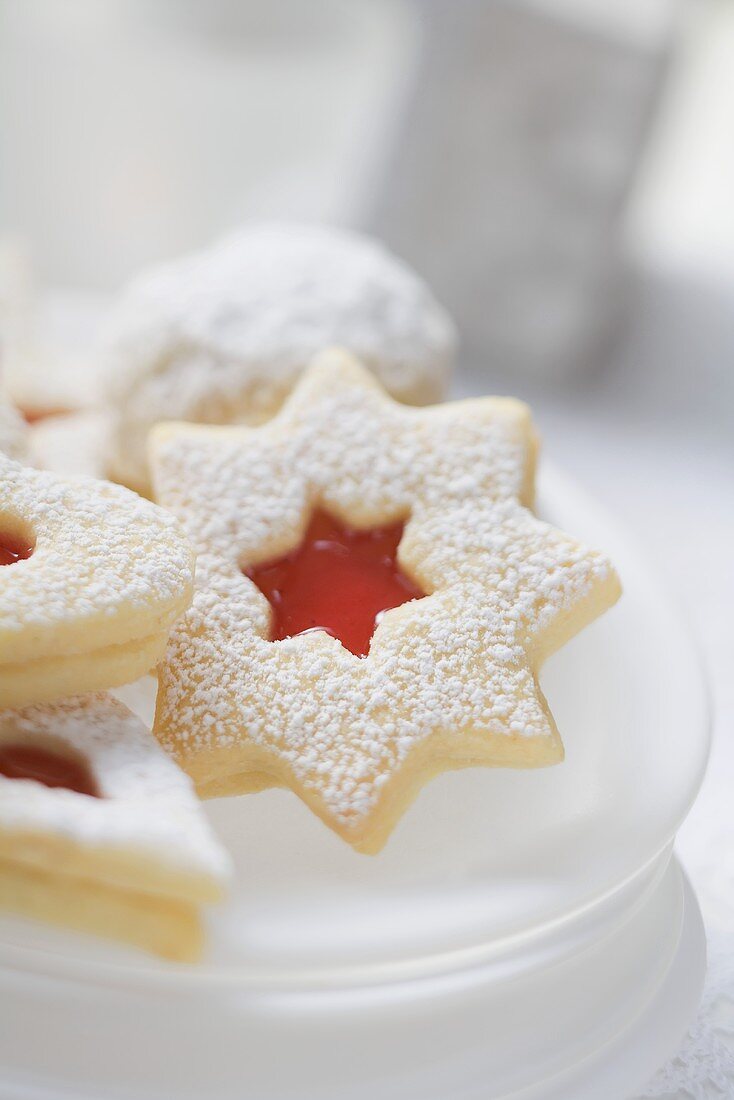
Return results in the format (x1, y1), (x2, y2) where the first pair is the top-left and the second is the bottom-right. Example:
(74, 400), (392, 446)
(0, 631), (169, 708)
(0, 829), (223, 907)
(0, 857), (203, 961)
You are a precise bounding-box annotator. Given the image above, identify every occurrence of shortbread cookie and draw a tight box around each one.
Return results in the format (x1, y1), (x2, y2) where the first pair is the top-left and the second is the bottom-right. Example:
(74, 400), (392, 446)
(104, 223), (457, 495)
(150, 350), (621, 854)
(0, 693), (230, 960)
(0, 455), (194, 707)
(4, 346), (101, 422)
(28, 409), (110, 479)
(0, 243), (107, 420)
(0, 397), (27, 462)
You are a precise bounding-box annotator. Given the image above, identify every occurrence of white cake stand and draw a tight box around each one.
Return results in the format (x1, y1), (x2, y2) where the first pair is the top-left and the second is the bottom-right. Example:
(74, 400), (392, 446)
(0, 465), (709, 1100)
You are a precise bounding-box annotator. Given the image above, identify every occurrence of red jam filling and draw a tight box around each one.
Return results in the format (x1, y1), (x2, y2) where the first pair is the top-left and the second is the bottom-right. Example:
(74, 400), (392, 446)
(0, 534), (33, 567)
(22, 408), (67, 425)
(245, 510), (425, 657)
(0, 744), (100, 797)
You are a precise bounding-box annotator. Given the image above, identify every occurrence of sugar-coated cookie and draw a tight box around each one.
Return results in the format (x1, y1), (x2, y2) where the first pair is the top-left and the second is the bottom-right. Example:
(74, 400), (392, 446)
(103, 223), (457, 494)
(0, 455), (194, 707)
(150, 350), (621, 854)
(0, 693), (230, 960)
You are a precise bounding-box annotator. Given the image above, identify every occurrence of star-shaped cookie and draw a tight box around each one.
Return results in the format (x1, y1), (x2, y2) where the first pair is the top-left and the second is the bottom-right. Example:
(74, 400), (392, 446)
(150, 350), (621, 853)
(0, 455), (194, 707)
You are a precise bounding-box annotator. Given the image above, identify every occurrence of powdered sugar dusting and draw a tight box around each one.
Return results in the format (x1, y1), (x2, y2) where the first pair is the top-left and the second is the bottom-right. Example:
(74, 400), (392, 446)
(0, 454), (194, 662)
(151, 352), (619, 834)
(0, 693), (230, 885)
(104, 223), (457, 491)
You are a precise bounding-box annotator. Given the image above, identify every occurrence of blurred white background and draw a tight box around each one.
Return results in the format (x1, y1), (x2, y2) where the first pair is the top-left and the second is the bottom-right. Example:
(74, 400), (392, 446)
(1, 1), (733, 1093)
(0, 0), (418, 286)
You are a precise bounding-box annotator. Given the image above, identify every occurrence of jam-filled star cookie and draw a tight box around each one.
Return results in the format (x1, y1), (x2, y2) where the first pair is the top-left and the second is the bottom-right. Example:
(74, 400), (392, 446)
(0, 693), (230, 959)
(103, 223), (457, 495)
(0, 454), (194, 707)
(150, 350), (621, 854)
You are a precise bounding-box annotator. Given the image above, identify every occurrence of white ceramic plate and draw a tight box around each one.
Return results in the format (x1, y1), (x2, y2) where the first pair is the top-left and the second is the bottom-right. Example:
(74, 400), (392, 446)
(0, 462), (710, 990)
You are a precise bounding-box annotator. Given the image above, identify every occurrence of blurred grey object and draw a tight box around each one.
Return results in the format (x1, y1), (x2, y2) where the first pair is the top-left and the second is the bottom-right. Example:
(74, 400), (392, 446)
(370, 0), (672, 381)
(0, 0), (673, 388)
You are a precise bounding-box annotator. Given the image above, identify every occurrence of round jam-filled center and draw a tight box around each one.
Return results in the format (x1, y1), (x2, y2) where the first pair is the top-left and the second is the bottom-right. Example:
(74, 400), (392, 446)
(245, 510), (425, 658)
(0, 534), (33, 567)
(0, 744), (100, 797)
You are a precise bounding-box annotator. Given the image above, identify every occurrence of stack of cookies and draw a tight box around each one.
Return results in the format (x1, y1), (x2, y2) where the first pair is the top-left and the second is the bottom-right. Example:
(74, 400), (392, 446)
(0, 452), (229, 960)
(0, 224), (620, 960)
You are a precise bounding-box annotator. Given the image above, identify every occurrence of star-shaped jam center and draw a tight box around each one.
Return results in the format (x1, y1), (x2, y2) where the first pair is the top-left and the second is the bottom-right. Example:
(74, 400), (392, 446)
(245, 510), (425, 657)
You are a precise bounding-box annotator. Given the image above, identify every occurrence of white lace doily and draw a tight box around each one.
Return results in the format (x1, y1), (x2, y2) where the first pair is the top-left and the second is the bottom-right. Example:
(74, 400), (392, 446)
(633, 931), (734, 1099)
(606, 419), (734, 1099)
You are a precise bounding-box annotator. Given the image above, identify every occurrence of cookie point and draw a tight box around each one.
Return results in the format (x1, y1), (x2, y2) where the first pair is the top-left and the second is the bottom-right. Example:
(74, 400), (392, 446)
(303, 347), (387, 394)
